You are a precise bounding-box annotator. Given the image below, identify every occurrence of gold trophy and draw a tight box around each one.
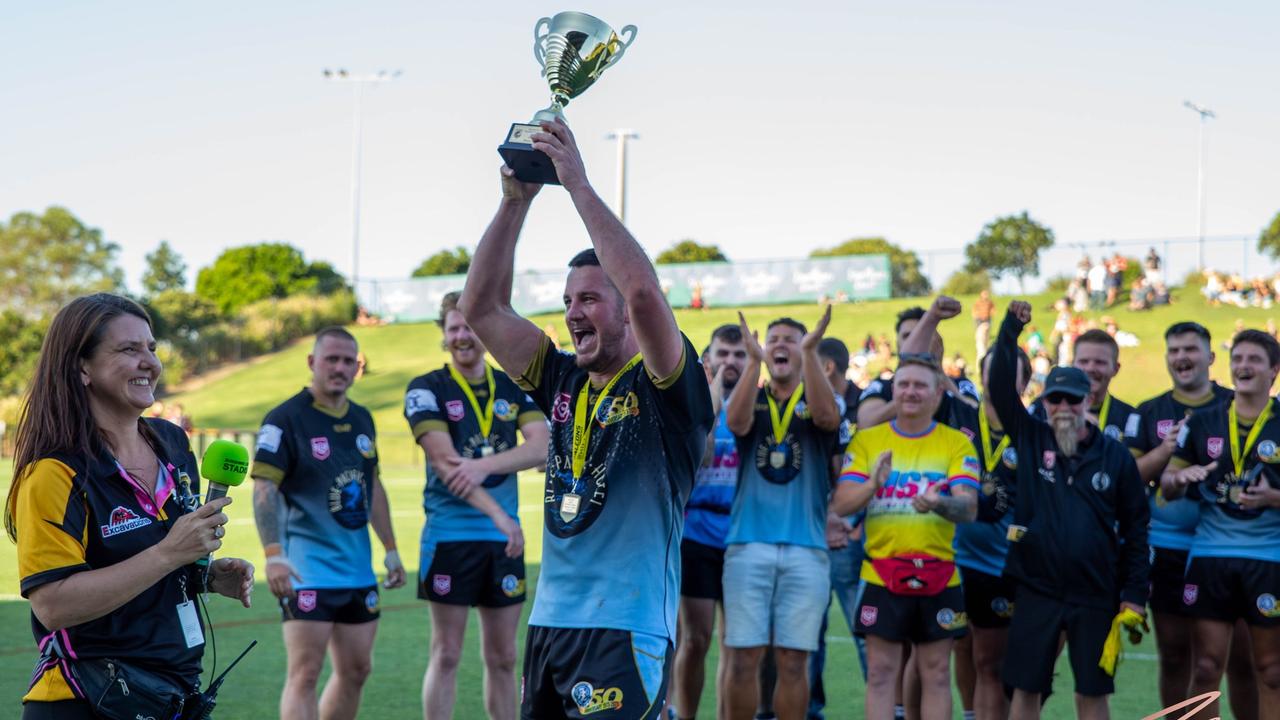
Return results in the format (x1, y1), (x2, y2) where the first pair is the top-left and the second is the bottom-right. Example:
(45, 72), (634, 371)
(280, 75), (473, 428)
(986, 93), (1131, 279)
(498, 12), (637, 184)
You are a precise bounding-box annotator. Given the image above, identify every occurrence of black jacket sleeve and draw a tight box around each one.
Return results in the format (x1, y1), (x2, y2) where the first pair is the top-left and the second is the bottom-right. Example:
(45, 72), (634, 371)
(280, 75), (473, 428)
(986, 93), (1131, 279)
(989, 310), (1035, 443)
(1114, 449), (1151, 606)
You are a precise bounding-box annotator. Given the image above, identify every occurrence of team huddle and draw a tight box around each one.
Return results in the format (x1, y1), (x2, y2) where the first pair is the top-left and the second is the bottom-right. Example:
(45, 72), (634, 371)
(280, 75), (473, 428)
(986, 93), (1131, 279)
(247, 120), (1280, 720)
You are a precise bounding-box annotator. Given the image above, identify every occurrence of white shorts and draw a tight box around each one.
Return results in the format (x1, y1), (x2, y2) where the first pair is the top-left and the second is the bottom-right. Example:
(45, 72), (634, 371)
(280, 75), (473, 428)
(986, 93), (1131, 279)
(722, 542), (830, 651)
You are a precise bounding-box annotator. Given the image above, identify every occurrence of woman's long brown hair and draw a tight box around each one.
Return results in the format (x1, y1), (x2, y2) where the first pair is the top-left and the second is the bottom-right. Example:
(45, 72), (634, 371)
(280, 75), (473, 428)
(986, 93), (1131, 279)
(5, 294), (154, 541)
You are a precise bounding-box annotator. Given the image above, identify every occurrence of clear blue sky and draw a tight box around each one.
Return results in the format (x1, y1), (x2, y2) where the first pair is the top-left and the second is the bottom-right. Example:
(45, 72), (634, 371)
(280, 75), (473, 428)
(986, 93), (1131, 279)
(3, 1), (1277, 293)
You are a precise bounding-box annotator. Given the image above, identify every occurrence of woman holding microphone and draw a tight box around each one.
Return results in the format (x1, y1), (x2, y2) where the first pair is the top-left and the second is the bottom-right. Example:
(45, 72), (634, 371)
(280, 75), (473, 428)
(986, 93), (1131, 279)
(5, 293), (255, 719)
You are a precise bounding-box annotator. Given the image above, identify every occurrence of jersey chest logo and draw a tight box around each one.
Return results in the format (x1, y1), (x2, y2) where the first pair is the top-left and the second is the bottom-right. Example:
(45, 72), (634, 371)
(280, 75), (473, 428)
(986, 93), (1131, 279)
(101, 506), (152, 538)
(311, 437), (330, 460)
(445, 400), (465, 422)
(551, 393), (572, 424)
(1207, 437), (1224, 459)
(1156, 419), (1174, 439)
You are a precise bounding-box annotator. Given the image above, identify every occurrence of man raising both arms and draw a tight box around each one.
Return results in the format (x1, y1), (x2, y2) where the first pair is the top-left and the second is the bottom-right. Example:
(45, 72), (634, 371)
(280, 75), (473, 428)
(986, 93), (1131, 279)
(252, 327), (406, 720)
(406, 291), (547, 720)
(459, 118), (713, 720)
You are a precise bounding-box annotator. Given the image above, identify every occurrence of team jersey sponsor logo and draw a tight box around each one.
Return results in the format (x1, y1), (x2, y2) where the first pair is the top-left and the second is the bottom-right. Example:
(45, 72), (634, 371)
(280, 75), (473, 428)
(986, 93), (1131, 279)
(310, 436), (330, 460)
(333, 423), (352, 433)
(551, 393), (572, 423)
(1258, 594), (1280, 617)
(1207, 437), (1224, 459)
(595, 392), (641, 427)
(860, 605), (878, 626)
(433, 574), (452, 596)
(356, 433), (376, 459)
(1183, 584), (1198, 606)
(494, 398), (519, 422)
(257, 424), (283, 454)
(297, 590), (317, 612)
(1042, 451), (1056, 469)
(1157, 419), (1175, 439)
(101, 506), (152, 538)
(328, 469), (369, 529)
(501, 574), (525, 597)
(446, 400), (465, 422)
(1125, 414), (1141, 438)
(990, 596), (1013, 618)
(1091, 472), (1111, 492)
(793, 400), (810, 419)
(1259, 440), (1279, 463)
(405, 388), (438, 415)
(1104, 425), (1122, 440)
(1001, 447), (1018, 469)
(962, 456), (981, 476)
(936, 608), (967, 630)
(365, 590), (379, 612)
(570, 682), (624, 715)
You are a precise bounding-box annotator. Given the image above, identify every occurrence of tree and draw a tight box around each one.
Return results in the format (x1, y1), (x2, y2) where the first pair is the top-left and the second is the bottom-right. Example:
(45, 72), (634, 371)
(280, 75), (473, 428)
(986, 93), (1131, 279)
(0, 311), (46, 396)
(1258, 210), (1280, 259)
(195, 242), (346, 314)
(940, 268), (991, 296)
(964, 212), (1055, 292)
(655, 239), (728, 265)
(146, 290), (221, 342)
(810, 237), (930, 298)
(142, 240), (188, 297)
(412, 247), (471, 277)
(0, 207), (124, 317)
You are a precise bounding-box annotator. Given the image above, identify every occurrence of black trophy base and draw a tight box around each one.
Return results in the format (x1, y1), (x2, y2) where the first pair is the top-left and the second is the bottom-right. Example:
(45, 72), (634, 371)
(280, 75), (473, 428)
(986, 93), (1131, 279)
(498, 123), (560, 185)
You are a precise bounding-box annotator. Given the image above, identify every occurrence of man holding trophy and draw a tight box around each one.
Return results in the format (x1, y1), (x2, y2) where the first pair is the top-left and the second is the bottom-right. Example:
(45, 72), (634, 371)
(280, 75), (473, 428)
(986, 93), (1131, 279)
(461, 13), (715, 720)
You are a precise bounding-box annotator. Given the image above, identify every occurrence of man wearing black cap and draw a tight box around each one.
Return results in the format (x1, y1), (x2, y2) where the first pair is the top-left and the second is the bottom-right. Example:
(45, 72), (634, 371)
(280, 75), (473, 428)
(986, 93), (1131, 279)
(989, 301), (1150, 720)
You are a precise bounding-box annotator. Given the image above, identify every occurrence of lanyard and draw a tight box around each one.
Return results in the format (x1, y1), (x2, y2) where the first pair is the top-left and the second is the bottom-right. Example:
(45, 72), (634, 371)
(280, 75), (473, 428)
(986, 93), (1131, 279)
(447, 363), (497, 438)
(766, 383), (805, 445)
(978, 404), (1010, 474)
(1229, 399), (1273, 476)
(572, 354), (643, 480)
(1096, 393), (1113, 430)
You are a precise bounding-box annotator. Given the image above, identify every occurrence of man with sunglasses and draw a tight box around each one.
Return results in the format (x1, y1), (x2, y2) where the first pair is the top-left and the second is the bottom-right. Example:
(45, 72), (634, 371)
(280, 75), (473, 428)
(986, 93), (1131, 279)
(990, 301), (1149, 720)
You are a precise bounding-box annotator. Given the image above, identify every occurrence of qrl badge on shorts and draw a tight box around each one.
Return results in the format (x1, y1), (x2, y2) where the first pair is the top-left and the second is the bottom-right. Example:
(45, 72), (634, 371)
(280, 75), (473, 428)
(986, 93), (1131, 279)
(297, 590), (318, 613)
(433, 574), (452, 596)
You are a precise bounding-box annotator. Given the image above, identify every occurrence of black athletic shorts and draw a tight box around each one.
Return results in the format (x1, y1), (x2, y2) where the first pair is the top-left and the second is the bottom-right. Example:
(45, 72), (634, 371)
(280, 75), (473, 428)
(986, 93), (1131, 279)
(1149, 546), (1193, 616)
(22, 700), (94, 720)
(1002, 585), (1114, 697)
(854, 583), (967, 643)
(280, 585), (380, 623)
(960, 566), (1017, 629)
(521, 626), (672, 719)
(419, 540), (526, 607)
(680, 538), (725, 601)
(1183, 556), (1280, 626)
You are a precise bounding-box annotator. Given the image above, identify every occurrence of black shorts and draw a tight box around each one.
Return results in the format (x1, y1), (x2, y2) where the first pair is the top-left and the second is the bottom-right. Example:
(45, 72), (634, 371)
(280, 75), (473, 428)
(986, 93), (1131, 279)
(420, 540), (526, 607)
(521, 626), (672, 720)
(854, 583), (967, 643)
(1149, 546), (1192, 616)
(680, 538), (725, 601)
(1002, 585), (1114, 697)
(960, 566), (1017, 629)
(281, 585), (380, 624)
(22, 700), (95, 720)
(1184, 556), (1280, 626)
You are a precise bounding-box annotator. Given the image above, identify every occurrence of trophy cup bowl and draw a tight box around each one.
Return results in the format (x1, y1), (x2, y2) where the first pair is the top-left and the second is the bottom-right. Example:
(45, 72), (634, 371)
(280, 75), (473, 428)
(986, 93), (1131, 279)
(498, 12), (637, 185)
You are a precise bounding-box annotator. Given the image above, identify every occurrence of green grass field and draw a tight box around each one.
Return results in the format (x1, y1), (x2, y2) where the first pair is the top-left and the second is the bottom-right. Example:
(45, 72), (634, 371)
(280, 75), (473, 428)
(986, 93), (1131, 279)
(3, 287), (1268, 717)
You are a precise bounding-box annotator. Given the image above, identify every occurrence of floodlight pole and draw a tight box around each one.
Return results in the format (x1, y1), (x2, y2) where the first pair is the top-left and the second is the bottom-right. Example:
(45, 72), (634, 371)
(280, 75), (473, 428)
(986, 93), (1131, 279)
(606, 129), (639, 225)
(1183, 100), (1215, 270)
(324, 68), (402, 291)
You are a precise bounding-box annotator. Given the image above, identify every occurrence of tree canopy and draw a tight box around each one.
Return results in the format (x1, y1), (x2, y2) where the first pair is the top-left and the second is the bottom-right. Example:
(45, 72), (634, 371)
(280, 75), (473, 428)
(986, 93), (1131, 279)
(0, 207), (124, 317)
(655, 239), (728, 265)
(195, 243), (346, 314)
(142, 240), (188, 297)
(1258, 210), (1280, 259)
(412, 247), (472, 278)
(964, 212), (1055, 290)
(810, 237), (930, 297)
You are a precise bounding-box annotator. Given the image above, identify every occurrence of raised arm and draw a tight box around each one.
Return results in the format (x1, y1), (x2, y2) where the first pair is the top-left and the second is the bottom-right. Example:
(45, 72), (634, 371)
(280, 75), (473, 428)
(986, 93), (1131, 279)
(900, 296), (960, 356)
(989, 301), (1035, 441)
(532, 118), (683, 379)
(457, 169), (547, 378)
(801, 305), (841, 431)
(726, 313), (764, 437)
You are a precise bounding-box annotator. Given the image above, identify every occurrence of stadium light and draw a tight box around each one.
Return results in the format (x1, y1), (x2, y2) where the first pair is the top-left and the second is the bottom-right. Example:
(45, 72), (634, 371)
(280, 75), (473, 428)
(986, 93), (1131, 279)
(324, 68), (402, 292)
(605, 129), (639, 226)
(1183, 100), (1216, 270)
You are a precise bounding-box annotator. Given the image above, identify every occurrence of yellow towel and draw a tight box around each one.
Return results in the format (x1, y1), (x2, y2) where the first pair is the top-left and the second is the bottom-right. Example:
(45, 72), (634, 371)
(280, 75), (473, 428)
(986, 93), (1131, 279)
(1098, 608), (1149, 676)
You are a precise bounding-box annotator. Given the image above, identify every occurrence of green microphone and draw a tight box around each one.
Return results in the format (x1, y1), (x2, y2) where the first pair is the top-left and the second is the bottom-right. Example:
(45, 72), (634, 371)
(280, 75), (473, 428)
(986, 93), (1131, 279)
(200, 439), (250, 503)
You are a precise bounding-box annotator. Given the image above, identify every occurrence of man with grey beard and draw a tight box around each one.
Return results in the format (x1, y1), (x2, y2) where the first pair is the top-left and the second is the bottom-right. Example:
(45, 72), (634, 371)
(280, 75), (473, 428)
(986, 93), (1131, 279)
(989, 300), (1149, 720)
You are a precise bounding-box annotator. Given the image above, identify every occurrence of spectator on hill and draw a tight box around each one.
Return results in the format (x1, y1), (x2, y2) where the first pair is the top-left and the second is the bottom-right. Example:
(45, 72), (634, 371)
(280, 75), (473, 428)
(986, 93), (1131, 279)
(973, 289), (995, 358)
(1129, 277), (1153, 311)
(1088, 259), (1108, 310)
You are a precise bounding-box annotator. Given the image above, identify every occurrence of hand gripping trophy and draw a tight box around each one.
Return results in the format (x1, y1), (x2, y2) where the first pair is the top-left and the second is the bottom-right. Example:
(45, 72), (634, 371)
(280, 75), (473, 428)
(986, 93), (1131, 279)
(498, 12), (636, 184)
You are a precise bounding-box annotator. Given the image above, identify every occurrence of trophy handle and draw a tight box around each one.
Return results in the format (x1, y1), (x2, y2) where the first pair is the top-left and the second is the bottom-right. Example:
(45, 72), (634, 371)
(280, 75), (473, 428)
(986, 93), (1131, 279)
(533, 17), (552, 69)
(605, 24), (638, 67)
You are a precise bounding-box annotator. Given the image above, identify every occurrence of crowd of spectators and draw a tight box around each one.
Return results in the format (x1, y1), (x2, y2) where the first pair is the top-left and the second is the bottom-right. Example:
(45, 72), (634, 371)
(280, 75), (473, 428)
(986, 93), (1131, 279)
(1201, 268), (1280, 309)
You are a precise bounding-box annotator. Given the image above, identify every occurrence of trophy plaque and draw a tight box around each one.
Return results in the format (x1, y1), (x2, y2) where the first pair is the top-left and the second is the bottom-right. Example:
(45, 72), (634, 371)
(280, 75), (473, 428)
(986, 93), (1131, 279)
(498, 12), (636, 185)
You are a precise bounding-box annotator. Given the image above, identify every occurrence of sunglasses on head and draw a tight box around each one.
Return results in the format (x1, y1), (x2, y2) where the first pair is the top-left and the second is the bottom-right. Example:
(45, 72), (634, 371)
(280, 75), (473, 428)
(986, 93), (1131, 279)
(1045, 392), (1085, 405)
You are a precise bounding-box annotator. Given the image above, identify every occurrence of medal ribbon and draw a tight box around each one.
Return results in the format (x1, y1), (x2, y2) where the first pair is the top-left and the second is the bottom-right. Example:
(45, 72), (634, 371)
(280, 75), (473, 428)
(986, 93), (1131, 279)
(572, 354), (643, 480)
(767, 383), (805, 446)
(978, 404), (1010, 474)
(1229, 399), (1273, 476)
(1097, 393), (1112, 431)
(448, 363), (497, 439)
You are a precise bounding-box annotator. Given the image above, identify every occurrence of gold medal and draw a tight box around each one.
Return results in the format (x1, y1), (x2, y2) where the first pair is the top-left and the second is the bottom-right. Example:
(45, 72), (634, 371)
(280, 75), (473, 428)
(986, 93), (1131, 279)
(1007, 524), (1027, 542)
(982, 474), (997, 497)
(1229, 483), (1243, 505)
(770, 449), (786, 469)
(560, 493), (581, 522)
(480, 444), (495, 458)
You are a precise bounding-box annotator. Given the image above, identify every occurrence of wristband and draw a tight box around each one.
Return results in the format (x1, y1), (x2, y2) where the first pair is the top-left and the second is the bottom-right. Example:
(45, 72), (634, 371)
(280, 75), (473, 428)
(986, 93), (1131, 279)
(384, 548), (402, 571)
(266, 555), (294, 570)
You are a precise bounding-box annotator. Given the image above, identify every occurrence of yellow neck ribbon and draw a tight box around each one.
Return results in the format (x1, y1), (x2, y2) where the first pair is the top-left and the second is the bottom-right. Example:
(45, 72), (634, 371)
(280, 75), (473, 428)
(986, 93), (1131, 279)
(1229, 399), (1273, 476)
(1096, 393), (1113, 431)
(572, 354), (643, 480)
(978, 404), (1010, 474)
(448, 363), (497, 439)
(766, 383), (805, 446)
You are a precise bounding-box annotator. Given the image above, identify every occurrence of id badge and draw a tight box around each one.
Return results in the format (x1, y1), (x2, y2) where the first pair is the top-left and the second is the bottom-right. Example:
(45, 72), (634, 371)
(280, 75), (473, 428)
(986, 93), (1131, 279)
(176, 600), (205, 648)
(560, 493), (581, 522)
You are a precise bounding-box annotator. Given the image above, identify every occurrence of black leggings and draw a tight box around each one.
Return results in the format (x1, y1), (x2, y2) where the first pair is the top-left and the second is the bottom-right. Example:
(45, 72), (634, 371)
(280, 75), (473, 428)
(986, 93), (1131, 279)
(22, 699), (96, 719)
